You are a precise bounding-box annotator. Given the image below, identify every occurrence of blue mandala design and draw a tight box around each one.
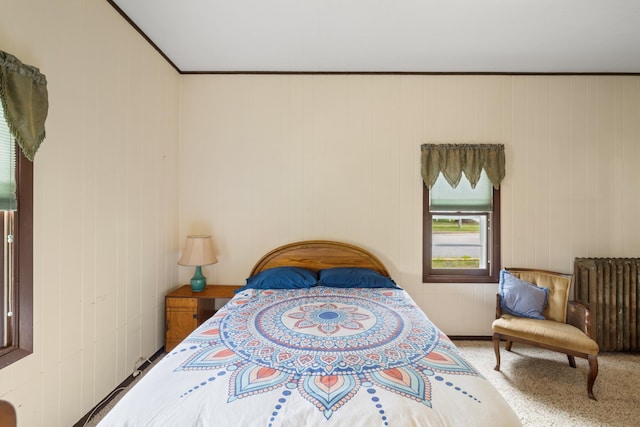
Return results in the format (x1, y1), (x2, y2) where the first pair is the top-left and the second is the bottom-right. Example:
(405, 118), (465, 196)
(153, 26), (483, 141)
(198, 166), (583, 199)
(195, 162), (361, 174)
(285, 302), (371, 335)
(175, 287), (480, 423)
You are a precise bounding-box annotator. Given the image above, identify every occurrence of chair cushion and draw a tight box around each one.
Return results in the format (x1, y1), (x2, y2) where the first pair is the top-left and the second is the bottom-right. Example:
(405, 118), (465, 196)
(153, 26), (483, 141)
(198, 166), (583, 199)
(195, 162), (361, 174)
(493, 314), (599, 355)
(499, 270), (549, 319)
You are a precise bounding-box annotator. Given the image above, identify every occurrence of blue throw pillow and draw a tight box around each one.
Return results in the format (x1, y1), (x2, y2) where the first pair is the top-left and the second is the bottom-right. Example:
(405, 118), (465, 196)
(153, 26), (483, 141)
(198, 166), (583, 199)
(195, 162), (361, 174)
(499, 270), (549, 320)
(239, 266), (318, 291)
(317, 267), (400, 289)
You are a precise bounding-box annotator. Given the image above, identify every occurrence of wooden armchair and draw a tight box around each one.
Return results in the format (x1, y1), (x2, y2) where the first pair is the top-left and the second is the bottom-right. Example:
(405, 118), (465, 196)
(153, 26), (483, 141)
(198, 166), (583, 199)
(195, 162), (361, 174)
(492, 268), (600, 400)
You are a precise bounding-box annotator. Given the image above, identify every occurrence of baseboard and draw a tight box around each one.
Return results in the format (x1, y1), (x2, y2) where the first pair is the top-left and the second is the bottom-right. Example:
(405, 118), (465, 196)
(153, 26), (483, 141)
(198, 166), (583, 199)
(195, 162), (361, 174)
(73, 347), (165, 427)
(450, 335), (492, 341)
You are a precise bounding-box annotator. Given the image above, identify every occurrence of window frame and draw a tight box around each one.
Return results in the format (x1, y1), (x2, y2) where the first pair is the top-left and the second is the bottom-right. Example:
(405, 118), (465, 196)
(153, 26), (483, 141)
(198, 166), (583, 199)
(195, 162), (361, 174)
(422, 184), (500, 283)
(0, 146), (33, 368)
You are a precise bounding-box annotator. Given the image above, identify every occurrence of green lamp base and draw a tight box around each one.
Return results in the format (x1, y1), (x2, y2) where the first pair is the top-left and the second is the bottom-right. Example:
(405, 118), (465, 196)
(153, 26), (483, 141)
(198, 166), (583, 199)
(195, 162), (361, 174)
(190, 266), (207, 292)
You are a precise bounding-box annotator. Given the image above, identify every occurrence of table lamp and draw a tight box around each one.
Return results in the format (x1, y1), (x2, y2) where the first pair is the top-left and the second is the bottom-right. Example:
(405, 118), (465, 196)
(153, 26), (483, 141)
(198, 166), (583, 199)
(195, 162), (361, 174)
(178, 235), (218, 292)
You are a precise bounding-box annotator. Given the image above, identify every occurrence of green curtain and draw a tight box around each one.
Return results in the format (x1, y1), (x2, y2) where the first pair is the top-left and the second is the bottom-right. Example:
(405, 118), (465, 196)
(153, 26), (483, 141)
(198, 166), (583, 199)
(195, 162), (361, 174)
(421, 144), (505, 189)
(0, 50), (48, 161)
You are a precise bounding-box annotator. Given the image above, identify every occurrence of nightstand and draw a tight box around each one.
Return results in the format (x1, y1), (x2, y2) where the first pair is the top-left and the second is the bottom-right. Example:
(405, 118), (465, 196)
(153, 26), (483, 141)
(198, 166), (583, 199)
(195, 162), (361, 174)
(165, 284), (242, 352)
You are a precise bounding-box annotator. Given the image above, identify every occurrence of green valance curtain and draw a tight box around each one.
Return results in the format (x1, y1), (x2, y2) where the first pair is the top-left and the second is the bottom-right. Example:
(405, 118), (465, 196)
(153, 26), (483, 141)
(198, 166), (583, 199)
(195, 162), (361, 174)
(0, 49), (48, 161)
(420, 144), (505, 189)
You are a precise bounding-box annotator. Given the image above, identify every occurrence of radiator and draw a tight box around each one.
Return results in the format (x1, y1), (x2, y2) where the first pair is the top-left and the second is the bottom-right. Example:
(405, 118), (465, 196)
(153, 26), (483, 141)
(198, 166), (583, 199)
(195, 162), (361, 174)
(574, 258), (640, 352)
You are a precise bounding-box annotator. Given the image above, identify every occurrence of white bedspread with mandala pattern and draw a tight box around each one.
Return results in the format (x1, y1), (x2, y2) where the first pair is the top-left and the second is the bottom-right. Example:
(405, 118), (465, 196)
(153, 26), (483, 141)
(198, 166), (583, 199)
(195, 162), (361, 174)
(99, 287), (521, 426)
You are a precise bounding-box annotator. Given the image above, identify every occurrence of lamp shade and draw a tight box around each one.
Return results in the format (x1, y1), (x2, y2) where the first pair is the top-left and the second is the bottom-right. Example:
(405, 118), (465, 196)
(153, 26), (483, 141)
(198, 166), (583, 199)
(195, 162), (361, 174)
(178, 235), (218, 267)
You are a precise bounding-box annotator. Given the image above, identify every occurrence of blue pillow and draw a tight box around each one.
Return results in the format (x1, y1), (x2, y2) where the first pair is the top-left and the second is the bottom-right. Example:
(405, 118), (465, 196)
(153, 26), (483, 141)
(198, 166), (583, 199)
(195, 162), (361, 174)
(317, 267), (400, 289)
(499, 270), (549, 320)
(239, 266), (318, 292)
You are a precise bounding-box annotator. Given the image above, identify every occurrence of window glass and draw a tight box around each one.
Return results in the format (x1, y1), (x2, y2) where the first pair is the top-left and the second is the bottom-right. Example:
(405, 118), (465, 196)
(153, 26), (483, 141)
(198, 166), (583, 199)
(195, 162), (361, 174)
(431, 214), (487, 269)
(0, 106), (12, 349)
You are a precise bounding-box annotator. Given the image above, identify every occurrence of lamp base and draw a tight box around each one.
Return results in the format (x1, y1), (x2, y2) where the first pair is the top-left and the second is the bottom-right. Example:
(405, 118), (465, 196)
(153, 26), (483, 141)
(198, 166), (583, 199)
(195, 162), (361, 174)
(190, 266), (207, 292)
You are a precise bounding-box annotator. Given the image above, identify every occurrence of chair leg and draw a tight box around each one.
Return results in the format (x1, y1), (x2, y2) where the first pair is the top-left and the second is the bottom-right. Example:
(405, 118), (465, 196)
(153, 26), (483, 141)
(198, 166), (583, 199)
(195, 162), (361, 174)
(492, 334), (501, 371)
(587, 355), (598, 400)
(567, 355), (576, 368)
(505, 340), (513, 352)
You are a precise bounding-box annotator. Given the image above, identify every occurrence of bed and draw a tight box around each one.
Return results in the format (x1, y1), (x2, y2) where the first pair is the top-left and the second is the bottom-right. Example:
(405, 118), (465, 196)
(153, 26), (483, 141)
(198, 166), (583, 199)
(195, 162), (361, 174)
(98, 240), (521, 426)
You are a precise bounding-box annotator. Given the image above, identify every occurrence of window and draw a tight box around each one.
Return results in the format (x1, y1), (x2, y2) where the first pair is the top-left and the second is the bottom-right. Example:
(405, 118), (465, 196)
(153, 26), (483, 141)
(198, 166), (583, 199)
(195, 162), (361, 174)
(0, 49), (46, 368)
(420, 143), (504, 283)
(423, 172), (500, 283)
(0, 105), (33, 368)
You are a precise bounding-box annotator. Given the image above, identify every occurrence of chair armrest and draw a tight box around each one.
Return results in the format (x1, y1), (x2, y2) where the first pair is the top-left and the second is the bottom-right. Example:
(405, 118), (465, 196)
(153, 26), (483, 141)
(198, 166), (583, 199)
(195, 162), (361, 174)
(495, 293), (502, 319)
(567, 301), (595, 339)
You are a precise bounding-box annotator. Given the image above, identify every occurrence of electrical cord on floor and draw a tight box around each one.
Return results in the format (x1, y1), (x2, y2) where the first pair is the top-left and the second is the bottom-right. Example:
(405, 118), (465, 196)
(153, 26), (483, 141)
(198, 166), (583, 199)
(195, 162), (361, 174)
(132, 357), (153, 378)
(82, 386), (127, 426)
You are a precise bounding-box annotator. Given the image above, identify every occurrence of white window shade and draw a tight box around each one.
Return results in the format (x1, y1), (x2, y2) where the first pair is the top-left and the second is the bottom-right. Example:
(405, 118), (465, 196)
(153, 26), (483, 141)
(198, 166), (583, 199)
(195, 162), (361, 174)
(0, 105), (16, 211)
(430, 170), (492, 212)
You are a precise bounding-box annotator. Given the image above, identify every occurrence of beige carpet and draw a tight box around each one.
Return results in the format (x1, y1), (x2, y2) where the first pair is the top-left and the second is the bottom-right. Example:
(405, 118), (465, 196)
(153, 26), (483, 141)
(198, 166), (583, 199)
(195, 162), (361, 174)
(454, 340), (640, 426)
(85, 341), (640, 426)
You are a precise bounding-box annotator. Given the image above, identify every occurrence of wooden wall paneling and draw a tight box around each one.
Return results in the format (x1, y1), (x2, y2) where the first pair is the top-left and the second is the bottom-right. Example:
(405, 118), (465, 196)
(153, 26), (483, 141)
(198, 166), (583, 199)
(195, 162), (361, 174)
(533, 77), (551, 267)
(568, 77), (589, 258)
(620, 78), (640, 255)
(547, 77), (572, 271)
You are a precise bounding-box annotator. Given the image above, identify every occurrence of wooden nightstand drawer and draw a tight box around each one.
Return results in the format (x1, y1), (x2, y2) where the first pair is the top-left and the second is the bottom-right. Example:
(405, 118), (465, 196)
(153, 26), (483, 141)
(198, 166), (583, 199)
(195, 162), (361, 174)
(164, 284), (242, 352)
(166, 297), (198, 309)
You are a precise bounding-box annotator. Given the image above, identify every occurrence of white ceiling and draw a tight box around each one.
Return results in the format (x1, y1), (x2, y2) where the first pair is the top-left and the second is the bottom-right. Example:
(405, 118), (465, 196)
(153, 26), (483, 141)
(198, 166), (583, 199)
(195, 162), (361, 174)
(109, 0), (640, 74)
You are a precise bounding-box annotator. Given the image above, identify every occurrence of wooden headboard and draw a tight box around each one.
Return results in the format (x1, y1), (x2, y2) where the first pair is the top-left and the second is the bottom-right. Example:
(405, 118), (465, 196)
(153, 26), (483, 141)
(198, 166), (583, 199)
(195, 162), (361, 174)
(249, 240), (390, 277)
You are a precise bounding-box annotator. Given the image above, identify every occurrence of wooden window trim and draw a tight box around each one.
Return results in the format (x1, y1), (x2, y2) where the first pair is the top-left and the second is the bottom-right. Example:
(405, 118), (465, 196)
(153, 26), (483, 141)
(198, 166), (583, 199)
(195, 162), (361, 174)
(0, 148), (33, 368)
